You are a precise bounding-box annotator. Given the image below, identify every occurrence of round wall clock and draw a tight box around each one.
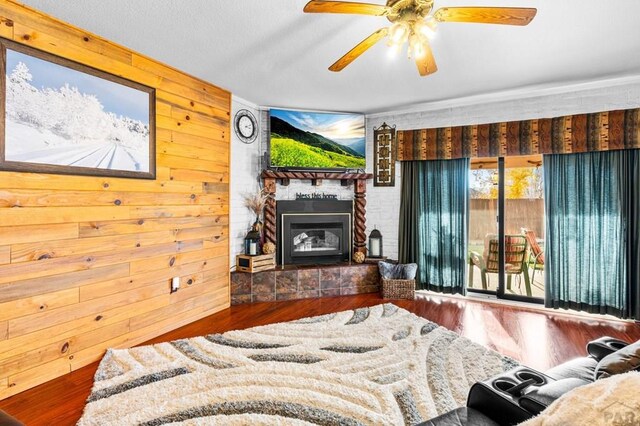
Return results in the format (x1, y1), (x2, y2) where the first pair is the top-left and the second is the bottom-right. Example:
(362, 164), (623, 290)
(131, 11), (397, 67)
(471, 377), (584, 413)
(234, 109), (258, 144)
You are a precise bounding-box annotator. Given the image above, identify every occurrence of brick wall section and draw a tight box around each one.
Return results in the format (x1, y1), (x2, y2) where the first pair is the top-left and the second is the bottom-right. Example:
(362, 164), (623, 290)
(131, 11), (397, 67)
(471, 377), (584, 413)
(230, 96), (263, 264)
(231, 263), (379, 305)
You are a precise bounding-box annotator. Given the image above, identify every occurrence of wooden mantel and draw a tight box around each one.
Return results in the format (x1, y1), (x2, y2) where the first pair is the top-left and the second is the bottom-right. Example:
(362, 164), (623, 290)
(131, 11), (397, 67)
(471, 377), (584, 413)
(261, 170), (373, 255)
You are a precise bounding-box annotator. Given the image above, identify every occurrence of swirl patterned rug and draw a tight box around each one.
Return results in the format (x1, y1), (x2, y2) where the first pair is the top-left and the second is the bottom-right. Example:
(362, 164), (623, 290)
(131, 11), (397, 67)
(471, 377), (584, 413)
(78, 304), (518, 425)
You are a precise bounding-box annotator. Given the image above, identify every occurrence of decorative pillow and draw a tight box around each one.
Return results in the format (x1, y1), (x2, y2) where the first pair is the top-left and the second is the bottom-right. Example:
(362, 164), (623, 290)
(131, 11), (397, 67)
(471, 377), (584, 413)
(378, 261), (403, 279)
(378, 261), (417, 280)
(402, 263), (418, 280)
(594, 341), (640, 380)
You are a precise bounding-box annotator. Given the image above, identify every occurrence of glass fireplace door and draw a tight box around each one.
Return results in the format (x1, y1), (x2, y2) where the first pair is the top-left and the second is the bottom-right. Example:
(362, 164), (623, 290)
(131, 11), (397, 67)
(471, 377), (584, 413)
(291, 224), (342, 255)
(280, 212), (351, 265)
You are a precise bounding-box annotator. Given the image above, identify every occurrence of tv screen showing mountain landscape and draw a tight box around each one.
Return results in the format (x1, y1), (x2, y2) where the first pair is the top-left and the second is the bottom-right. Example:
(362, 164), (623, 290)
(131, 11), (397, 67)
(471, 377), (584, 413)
(269, 109), (365, 169)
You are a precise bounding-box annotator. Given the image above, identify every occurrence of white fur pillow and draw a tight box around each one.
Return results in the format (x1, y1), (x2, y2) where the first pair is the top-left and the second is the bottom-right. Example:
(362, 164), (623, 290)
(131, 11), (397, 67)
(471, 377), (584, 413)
(519, 372), (640, 426)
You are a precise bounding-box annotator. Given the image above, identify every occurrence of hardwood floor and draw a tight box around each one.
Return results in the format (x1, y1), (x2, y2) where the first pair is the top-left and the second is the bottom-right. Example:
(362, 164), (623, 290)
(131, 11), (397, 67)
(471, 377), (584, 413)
(1, 293), (639, 425)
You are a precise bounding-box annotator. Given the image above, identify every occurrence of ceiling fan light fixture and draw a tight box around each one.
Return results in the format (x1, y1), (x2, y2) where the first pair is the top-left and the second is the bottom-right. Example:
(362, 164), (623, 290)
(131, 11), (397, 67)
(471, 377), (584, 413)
(303, 1), (537, 77)
(417, 16), (438, 39)
(387, 42), (402, 58)
(388, 21), (410, 44)
(408, 33), (427, 59)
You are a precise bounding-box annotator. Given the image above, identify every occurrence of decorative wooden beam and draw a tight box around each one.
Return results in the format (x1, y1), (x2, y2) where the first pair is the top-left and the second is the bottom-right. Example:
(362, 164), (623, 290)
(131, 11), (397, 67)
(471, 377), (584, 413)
(353, 179), (368, 254)
(261, 170), (372, 181)
(263, 177), (277, 245)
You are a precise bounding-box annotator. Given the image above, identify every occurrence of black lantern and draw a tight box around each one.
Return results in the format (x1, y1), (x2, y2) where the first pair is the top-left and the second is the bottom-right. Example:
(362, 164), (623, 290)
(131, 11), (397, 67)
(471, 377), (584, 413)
(244, 228), (261, 256)
(368, 228), (383, 258)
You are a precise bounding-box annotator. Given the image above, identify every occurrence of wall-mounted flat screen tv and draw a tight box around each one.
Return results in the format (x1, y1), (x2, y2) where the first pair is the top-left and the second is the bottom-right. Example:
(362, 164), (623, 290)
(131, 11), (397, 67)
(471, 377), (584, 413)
(269, 108), (365, 170)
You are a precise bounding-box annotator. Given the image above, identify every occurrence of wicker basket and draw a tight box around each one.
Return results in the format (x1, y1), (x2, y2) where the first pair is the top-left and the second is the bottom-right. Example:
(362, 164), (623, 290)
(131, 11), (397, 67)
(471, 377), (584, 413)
(381, 278), (416, 300)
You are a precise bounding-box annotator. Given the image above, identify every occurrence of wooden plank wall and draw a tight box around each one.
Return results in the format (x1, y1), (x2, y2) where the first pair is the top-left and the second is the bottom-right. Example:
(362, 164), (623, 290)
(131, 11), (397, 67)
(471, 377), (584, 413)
(0, 1), (230, 399)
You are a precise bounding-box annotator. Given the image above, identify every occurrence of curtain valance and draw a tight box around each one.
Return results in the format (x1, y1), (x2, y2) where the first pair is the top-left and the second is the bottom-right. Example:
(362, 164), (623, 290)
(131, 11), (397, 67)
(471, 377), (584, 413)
(397, 108), (640, 161)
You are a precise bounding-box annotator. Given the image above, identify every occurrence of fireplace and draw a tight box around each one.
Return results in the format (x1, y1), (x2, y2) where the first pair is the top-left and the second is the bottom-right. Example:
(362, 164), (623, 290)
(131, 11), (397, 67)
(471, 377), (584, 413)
(277, 200), (352, 265)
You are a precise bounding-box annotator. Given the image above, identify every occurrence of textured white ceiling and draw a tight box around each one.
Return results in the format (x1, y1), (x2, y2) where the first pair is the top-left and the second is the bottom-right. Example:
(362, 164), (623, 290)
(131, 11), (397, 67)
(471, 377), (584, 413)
(20, 0), (640, 114)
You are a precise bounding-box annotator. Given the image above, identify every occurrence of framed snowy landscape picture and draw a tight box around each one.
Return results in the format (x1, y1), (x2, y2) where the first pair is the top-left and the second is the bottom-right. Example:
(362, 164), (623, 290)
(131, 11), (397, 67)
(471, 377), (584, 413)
(0, 39), (156, 179)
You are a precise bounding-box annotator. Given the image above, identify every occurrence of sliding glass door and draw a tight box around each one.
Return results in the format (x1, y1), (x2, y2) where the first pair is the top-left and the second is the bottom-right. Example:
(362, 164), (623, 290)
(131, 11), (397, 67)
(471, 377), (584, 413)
(501, 156), (545, 303)
(468, 158), (499, 294)
(467, 155), (545, 303)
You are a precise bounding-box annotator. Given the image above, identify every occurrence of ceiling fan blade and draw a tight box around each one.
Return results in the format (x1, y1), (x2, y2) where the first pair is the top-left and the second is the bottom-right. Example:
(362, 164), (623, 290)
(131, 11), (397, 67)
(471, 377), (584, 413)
(304, 1), (389, 16)
(416, 40), (438, 77)
(329, 28), (388, 72)
(434, 7), (537, 26)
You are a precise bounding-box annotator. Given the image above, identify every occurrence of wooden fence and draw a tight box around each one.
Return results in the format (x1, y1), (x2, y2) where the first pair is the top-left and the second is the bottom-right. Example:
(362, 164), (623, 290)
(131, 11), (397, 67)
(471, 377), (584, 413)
(469, 199), (545, 242)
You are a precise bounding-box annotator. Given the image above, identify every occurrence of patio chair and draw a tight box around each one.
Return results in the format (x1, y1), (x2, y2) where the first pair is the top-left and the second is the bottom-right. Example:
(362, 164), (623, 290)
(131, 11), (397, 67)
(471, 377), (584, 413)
(521, 228), (545, 286)
(468, 234), (532, 296)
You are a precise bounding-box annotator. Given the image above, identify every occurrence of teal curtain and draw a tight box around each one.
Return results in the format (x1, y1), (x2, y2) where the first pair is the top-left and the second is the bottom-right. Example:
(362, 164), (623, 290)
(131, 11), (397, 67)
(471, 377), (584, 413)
(544, 150), (640, 318)
(620, 150), (640, 319)
(399, 159), (469, 294)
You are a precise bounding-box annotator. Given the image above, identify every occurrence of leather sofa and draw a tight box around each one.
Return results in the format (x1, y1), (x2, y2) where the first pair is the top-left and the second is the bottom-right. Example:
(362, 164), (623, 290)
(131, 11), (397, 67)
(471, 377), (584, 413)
(0, 410), (23, 426)
(420, 336), (639, 426)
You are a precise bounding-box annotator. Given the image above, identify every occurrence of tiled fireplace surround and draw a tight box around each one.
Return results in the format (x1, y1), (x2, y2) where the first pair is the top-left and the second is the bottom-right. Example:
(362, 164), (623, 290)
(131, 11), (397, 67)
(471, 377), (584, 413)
(231, 170), (379, 305)
(231, 263), (379, 305)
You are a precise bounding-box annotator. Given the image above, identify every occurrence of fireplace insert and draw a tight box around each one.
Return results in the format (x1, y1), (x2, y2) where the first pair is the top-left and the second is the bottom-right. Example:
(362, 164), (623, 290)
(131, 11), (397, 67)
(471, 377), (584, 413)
(276, 200), (352, 266)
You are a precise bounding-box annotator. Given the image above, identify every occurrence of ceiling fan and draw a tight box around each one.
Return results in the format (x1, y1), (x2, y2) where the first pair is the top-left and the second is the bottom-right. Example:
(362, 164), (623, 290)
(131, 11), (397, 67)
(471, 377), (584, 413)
(303, 0), (537, 76)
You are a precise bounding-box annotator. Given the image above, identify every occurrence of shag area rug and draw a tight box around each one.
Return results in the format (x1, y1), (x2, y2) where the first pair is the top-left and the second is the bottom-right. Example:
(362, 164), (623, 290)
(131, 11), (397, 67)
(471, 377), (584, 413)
(78, 304), (518, 425)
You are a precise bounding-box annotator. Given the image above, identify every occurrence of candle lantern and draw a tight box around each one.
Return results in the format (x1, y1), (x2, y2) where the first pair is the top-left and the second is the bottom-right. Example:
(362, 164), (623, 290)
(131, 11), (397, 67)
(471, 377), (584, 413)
(244, 227), (261, 256)
(368, 228), (383, 258)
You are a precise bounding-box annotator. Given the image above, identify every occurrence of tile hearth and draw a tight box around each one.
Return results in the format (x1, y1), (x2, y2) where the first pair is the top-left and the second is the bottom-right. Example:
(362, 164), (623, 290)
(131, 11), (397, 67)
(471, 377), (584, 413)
(231, 263), (379, 305)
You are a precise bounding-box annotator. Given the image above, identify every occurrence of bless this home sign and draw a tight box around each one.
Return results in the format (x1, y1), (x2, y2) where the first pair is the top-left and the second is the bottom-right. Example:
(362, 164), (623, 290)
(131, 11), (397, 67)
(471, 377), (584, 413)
(295, 192), (338, 200)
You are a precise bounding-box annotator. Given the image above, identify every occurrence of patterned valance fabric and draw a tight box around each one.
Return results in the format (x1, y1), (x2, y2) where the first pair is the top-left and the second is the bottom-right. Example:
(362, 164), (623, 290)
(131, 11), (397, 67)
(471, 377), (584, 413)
(397, 108), (640, 161)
